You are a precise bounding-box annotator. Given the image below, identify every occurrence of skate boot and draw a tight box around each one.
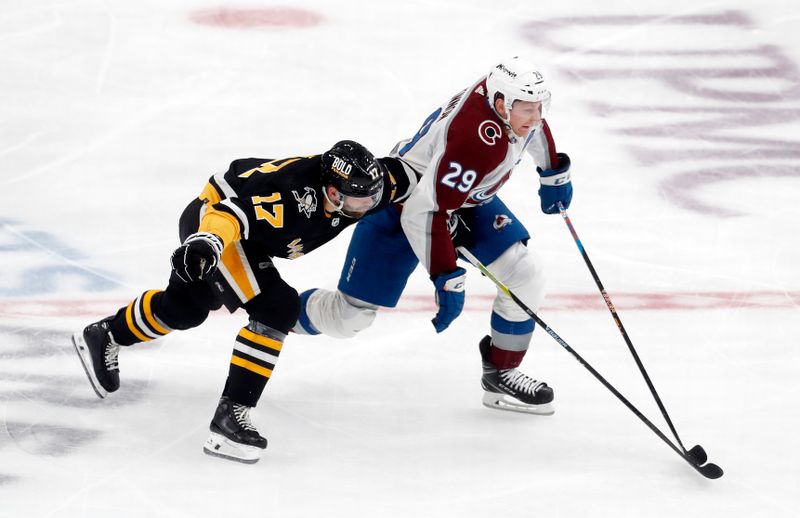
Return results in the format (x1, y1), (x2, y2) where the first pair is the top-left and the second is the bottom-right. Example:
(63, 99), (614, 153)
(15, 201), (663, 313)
(203, 397), (267, 464)
(72, 318), (120, 399)
(479, 336), (555, 415)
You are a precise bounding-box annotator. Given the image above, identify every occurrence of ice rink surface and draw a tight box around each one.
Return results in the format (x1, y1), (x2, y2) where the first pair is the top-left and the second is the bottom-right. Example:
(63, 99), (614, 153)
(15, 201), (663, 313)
(2, 0), (799, 516)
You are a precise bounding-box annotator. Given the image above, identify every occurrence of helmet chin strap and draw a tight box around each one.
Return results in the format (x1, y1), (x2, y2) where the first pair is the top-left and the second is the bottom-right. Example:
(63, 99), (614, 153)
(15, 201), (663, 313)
(491, 99), (521, 143)
(323, 186), (362, 219)
(323, 186), (344, 214)
(492, 99), (545, 143)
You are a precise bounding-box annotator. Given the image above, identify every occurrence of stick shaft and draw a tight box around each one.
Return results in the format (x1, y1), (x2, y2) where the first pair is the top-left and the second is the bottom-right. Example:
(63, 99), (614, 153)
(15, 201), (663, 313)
(556, 201), (687, 451)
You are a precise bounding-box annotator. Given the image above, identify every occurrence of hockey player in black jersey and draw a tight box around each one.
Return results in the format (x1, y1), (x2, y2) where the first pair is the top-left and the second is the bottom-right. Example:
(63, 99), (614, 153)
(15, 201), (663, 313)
(72, 140), (413, 463)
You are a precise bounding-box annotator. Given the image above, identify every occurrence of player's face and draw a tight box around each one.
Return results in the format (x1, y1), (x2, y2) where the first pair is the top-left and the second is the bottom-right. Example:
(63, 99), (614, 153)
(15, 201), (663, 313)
(326, 186), (381, 219)
(508, 100), (543, 137)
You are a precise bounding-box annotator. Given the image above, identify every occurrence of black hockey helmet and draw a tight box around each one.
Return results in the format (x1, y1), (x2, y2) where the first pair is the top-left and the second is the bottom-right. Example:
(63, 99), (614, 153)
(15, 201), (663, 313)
(321, 140), (384, 217)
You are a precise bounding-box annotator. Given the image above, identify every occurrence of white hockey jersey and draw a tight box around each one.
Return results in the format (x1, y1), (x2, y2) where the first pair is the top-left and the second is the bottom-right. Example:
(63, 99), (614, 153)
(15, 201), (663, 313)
(391, 77), (559, 276)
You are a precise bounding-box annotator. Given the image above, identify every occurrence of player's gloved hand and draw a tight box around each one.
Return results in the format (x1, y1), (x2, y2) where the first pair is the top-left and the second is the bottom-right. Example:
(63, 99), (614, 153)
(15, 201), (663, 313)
(170, 232), (224, 282)
(448, 212), (474, 250)
(431, 267), (467, 333)
(537, 152), (572, 214)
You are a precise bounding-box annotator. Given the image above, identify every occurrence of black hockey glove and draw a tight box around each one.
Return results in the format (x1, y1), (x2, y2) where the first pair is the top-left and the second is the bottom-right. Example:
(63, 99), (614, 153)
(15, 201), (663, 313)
(448, 212), (474, 250)
(170, 232), (224, 283)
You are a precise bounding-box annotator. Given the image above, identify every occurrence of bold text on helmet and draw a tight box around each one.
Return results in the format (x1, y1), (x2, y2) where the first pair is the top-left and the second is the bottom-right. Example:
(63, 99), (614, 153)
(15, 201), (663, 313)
(331, 156), (352, 179)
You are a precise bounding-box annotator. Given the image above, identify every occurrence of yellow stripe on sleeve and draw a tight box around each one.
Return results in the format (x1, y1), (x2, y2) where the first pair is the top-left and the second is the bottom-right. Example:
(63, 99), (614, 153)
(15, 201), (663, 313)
(200, 208), (242, 249)
(199, 182), (222, 204)
(219, 244), (257, 301)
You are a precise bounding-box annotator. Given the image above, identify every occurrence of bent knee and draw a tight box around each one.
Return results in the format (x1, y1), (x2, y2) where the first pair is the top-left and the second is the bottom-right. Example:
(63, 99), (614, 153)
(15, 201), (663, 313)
(337, 293), (377, 337)
(245, 285), (300, 335)
(490, 243), (546, 316)
(154, 291), (211, 330)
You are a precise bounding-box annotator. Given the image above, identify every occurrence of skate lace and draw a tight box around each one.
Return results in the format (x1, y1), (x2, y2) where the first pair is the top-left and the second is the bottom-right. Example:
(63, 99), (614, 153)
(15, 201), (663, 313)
(104, 343), (120, 371)
(499, 369), (544, 395)
(232, 404), (257, 432)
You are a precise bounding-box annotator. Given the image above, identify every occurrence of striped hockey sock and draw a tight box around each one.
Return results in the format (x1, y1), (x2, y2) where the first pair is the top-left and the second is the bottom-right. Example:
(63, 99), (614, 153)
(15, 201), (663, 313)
(489, 311), (534, 369)
(109, 290), (173, 345)
(223, 322), (285, 407)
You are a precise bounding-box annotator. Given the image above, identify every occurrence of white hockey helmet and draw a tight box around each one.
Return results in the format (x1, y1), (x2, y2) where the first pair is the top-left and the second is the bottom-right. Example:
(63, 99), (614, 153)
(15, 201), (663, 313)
(486, 56), (551, 125)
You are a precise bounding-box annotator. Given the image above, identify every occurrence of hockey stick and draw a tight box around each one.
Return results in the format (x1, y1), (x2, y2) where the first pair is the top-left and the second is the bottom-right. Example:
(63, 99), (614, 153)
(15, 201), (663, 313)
(456, 246), (723, 479)
(555, 201), (708, 465)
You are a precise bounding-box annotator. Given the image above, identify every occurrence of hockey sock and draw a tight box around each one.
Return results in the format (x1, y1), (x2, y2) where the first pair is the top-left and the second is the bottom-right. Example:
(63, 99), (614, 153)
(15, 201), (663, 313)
(489, 345), (526, 369)
(108, 290), (173, 346)
(489, 311), (533, 369)
(223, 322), (285, 407)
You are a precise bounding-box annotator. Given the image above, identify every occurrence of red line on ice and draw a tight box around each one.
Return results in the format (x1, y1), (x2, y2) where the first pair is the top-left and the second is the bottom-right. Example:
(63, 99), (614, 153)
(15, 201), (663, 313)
(1, 291), (798, 318)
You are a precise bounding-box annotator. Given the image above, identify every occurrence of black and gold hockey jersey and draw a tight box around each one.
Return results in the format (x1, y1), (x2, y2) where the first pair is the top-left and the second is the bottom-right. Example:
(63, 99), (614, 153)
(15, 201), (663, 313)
(182, 154), (413, 308)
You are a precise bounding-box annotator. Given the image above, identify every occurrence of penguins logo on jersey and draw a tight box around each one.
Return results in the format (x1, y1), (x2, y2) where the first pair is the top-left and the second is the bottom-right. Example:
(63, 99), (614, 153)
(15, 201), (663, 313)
(292, 187), (318, 218)
(478, 120), (502, 146)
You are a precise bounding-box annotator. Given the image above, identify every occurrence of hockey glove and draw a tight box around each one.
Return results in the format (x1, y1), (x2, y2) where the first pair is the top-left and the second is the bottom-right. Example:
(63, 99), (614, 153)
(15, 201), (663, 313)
(431, 267), (467, 333)
(537, 152), (572, 214)
(448, 212), (474, 250)
(170, 232), (224, 283)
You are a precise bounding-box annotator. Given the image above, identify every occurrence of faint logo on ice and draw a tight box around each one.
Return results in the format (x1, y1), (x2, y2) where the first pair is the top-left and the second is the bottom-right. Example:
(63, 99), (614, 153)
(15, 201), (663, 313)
(0, 325), (150, 485)
(189, 7), (324, 29)
(0, 219), (118, 297)
(519, 10), (800, 217)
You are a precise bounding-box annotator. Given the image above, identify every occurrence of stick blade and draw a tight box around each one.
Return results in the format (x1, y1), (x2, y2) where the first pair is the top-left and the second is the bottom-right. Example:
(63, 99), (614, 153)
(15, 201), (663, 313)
(696, 462), (724, 479)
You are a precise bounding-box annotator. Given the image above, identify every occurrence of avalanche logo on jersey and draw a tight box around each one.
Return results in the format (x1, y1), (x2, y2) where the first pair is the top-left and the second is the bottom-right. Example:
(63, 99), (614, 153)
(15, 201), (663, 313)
(468, 170), (512, 205)
(478, 120), (502, 146)
(493, 214), (513, 231)
(292, 187), (318, 218)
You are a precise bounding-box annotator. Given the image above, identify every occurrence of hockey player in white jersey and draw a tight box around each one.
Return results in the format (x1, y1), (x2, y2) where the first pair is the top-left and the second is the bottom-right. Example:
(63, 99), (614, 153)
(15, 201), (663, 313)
(295, 57), (573, 414)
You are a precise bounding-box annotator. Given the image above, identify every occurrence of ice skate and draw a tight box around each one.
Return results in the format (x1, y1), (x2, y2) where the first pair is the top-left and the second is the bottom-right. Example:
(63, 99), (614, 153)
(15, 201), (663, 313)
(203, 397), (267, 464)
(72, 318), (120, 399)
(479, 336), (555, 415)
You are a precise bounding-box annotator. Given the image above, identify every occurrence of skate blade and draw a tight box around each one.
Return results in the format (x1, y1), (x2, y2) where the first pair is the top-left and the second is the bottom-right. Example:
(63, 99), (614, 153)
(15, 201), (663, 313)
(482, 391), (555, 416)
(71, 333), (108, 399)
(203, 432), (262, 464)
